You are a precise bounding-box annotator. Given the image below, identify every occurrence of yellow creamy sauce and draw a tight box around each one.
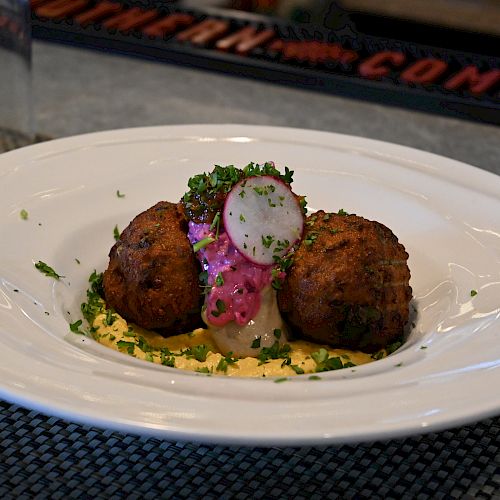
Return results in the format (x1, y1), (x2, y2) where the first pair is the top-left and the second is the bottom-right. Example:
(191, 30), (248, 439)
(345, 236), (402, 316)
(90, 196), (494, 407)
(92, 308), (377, 377)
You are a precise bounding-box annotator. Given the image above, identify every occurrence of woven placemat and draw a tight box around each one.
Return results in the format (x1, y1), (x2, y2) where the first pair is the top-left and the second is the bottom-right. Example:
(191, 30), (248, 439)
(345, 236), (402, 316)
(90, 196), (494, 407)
(0, 400), (498, 498)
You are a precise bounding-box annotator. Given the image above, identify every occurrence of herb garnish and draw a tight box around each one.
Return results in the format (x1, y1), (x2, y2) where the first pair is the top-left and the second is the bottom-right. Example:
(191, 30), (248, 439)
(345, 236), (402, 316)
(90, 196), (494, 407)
(251, 337), (261, 349)
(261, 235), (275, 249)
(210, 211), (221, 238)
(69, 319), (84, 334)
(304, 232), (318, 247)
(20, 209), (28, 220)
(470, 289), (478, 297)
(193, 237), (216, 253)
(215, 272), (224, 287)
(80, 270), (105, 325)
(311, 348), (354, 372)
(216, 352), (238, 372)
(184, 344), (210, 362)
(117, 340), (135, 355)
(113, 225), (120, 241)
(257, 340), (291, 365)
(211, 299), (226, 317)
(116, 190), (125, 198)
(35, 261), (63, 280)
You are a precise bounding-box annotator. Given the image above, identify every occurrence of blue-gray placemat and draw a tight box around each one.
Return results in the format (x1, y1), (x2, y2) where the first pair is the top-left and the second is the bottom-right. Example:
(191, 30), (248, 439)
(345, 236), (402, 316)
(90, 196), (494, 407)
(0, 400), (498, 498)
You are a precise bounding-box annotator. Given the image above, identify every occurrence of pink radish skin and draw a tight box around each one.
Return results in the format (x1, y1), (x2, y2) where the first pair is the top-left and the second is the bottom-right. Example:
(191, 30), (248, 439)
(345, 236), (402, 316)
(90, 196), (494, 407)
(223, 175), (304, 266)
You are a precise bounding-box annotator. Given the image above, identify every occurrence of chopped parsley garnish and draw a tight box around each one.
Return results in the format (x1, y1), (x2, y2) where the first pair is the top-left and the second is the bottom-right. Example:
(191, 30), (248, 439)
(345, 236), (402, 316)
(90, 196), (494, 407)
(216, 352), (238, 372)
(273, 328), (282, 339)
(273, 239), (290, 254)
(308, 375), (321, 381)
(470, 289), (478, 297)
(20, 209), (28, 220)
(211, 299), (226, 317)
(184, 344), (210, 362)
(304, 232), (318, 247)
(261, 235), (275, 248)
(311, 348), (350, 372)
(239, 213), (245, 222)
(299, 197), (308, 214)
(103, 309), (116, 326)
(116, 190), (125, 198)
(257, 340), (291, 364)
(209, 211), (221, 237)
(274, 377), (288, 383)
(272, 252), (294, 290)
(215, 272), (224, 287)
(117, 341), (135, 355)
(251, 337), (261, 349)
(196, 367), (210, 374)
(160, 349), (176, 367)
(385, 340), (402, 355)
(69, 319), (84, 334)
(113, 225), (120, 241)
(137, 336), (154, 353)
(290, 365), (304, 375)
(271, 269), (283, 290)
(193, 237), (216, 253)
(75, 258), (81, 264)
(199, 270), (209, 287)
(35, 261), (63, 280)
(81, 271), (105, 325)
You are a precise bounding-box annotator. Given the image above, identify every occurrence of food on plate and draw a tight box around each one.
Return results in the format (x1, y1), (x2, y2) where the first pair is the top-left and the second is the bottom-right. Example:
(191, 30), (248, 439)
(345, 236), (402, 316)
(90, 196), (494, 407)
(103, 201), (203, 335)
(82, 162), (411, 377)
(91, 309), (376, 377)
(180, 163), (305, 358)
(277, 211), (412, 352)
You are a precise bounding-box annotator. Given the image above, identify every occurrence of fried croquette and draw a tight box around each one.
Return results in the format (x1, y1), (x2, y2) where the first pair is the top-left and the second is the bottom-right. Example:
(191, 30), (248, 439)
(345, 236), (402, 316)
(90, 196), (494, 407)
(277, 211), (412, 351)
(103, 201), (203, 335)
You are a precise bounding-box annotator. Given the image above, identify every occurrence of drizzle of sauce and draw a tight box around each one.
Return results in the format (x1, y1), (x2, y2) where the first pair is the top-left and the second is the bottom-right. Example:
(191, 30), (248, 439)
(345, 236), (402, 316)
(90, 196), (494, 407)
(188, 221), (288, 356)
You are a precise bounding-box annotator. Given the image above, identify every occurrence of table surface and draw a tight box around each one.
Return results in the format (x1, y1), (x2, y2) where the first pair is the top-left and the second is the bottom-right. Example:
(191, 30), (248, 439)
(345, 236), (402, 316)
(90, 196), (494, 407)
(1, 40), (499, 498)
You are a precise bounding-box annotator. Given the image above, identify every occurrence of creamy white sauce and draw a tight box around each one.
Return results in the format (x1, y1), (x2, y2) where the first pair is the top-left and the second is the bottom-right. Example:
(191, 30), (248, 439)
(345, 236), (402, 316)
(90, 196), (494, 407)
(205, 286), (288, 357)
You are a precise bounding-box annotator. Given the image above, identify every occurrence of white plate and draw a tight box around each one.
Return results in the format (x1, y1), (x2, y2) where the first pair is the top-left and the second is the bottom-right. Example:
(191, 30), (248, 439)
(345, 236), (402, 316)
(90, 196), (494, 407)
(1, 124), (499, 446)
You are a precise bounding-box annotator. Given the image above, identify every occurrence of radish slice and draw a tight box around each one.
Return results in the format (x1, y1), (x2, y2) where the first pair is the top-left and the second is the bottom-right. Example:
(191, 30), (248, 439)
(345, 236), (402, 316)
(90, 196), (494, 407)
(223, 175), (304, 265)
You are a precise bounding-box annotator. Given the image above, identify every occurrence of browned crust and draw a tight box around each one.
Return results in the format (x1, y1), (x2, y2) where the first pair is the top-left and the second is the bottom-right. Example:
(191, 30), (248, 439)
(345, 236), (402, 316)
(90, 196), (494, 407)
(277, 211), (412, 351)
(103, 201), (203, 335)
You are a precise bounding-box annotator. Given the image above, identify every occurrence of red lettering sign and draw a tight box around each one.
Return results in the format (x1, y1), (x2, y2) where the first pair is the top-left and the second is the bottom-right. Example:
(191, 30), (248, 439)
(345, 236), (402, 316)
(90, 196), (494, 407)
(358, 51), (406, 79)
(142, 13), (194, 38)
(400, 58), (448, 84)
(103, 7), (158, 31)
(444, 66), (500, 94)
(176, 19), (230, 45)
(75, 1), (122, 26)
(216, 26), (275, 54)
